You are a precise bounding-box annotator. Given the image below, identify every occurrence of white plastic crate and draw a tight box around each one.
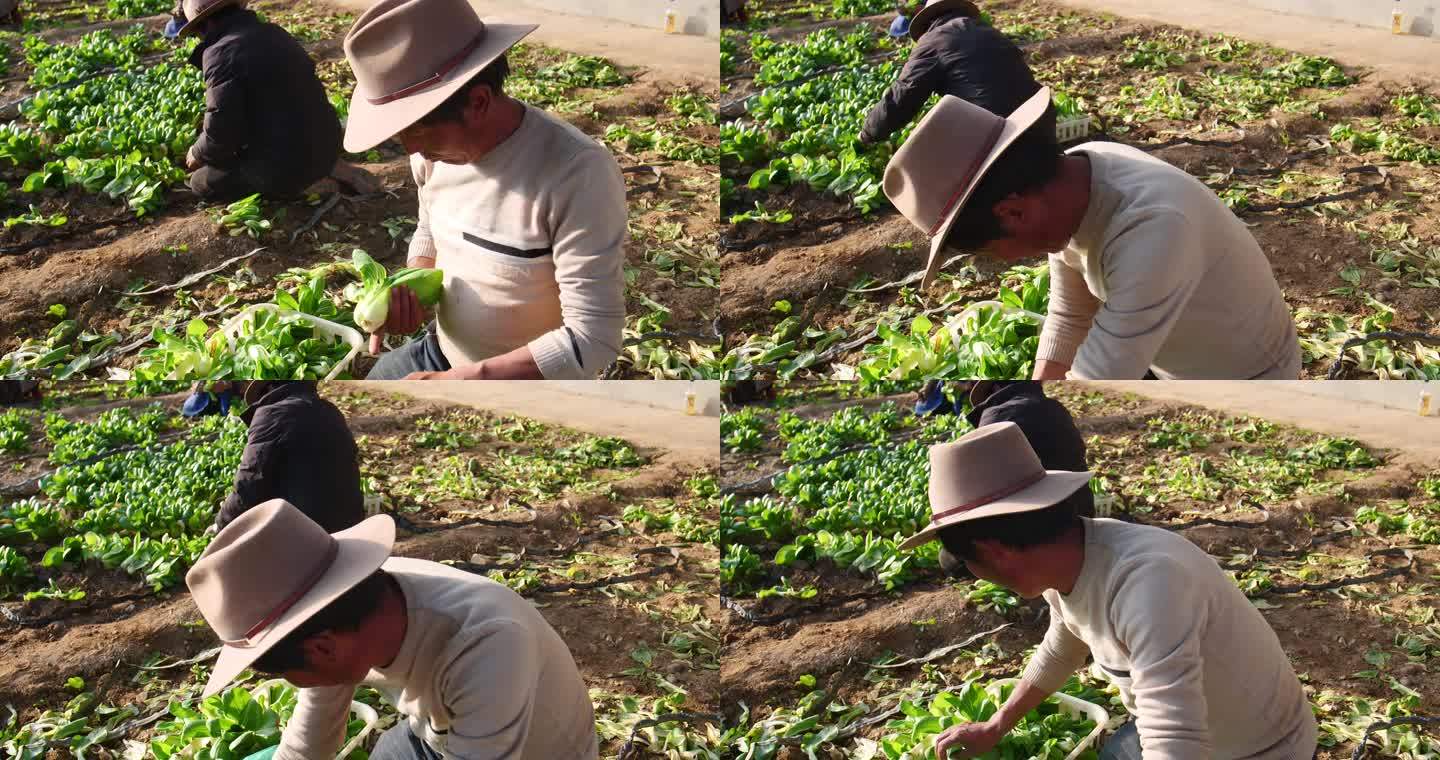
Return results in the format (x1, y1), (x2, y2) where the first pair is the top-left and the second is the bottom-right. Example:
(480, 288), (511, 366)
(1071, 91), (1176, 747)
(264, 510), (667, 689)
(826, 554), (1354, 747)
(219, 303), (364, 381)
(1056, 115), (1092, 143)
(989, 678), (1111, 760)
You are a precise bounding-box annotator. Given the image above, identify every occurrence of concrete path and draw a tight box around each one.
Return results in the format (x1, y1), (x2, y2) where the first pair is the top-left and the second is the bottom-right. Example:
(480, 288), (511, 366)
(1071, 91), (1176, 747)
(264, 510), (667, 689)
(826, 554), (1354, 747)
(1054, 0), (1440, 83)
(358, 381), (719, 459)
(327, 0), (717, 81)
(1080, 381), (1440, 467)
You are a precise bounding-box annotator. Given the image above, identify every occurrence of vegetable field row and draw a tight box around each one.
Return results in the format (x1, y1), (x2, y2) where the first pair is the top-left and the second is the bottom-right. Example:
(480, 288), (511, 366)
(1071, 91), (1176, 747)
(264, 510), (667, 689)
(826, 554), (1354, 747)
(1, 0), (722, 382)
(719, 0), (1440, 383)
(719, 383), (1440, 760)
(1, 383), (722, 760)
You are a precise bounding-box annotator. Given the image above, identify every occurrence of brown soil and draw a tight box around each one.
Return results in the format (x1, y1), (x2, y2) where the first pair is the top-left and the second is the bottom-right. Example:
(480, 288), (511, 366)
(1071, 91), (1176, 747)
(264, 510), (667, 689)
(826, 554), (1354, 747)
(1, 0), (720, 376)
(2, 386), (720, 742)
(721, 383), (1440, 757)
(722, 0), (1440, 378)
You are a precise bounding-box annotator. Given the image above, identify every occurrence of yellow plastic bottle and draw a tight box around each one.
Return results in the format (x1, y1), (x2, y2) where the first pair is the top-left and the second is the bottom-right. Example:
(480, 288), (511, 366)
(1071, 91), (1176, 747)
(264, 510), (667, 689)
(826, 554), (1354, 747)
(1421, 389), (1433, 417)
(685, 382), (698, 415)
(664, 3), (680, 34)
(1392, 0), (1404, 34)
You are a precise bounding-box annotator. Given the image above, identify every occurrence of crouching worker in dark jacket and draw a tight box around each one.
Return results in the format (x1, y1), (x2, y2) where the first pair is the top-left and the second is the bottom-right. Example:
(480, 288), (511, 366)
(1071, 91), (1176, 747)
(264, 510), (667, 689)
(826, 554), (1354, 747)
(172, 0), (345, 203)
(214, 381), (364, 534)
(859, 0), (1054, 145)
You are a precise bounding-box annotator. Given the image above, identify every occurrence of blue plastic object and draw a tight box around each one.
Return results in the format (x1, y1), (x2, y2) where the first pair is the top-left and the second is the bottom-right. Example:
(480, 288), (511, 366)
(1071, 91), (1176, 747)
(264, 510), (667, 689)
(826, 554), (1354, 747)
(913, 384), (953, 417)
(888, 13), (911, 38)
(216, 390), (233, 416)
(242, 747), (279, 760)
(181, 391), (212, 417)
(163, 15), (184, 39)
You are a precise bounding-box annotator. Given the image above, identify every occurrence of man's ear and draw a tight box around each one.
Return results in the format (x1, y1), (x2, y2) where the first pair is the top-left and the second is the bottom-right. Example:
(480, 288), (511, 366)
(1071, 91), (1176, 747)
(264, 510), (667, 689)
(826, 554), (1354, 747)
(464, 84), (495, 122)
(300, 631), (339, 667)
(990, 195), (1029, 237)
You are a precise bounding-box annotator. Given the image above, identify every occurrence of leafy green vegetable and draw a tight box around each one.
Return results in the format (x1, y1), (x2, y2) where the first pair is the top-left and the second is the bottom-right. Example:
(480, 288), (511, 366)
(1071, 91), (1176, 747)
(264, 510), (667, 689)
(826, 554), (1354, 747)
(881, 681), (1099, 760)
(0, 546), (33, 594)
(131, 308), (355, 382)
(857, 266), (1049, 389)
(0, 409), (35, 454)
(210, 193), (272, 238)
(349, 249), (445, 333)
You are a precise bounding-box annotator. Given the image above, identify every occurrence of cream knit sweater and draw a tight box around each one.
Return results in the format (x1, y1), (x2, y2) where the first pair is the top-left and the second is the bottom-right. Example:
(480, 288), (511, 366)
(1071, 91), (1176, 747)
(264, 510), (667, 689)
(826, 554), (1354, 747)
(1020, 518), (1317, 760)
(1036, 142), (1301, 379)
(409, 106), (627, 379)
(274, 557), (599, 760)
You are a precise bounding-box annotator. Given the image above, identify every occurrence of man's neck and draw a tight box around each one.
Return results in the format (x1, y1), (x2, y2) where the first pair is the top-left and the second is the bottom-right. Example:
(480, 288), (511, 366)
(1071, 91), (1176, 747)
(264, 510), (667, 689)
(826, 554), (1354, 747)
(1050, 154), (1093, 244)
(374, 575), (409, 670)
(1047, 524), (1088, 596)
(469, 96), (526, 162)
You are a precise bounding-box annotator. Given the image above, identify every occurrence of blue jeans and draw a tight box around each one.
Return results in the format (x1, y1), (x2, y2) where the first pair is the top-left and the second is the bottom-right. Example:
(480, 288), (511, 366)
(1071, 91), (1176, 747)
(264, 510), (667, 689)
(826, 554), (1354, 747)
(1099, 721), (1142, 760)
(366, 324), (451, 379)
(369, 721), (441, 760)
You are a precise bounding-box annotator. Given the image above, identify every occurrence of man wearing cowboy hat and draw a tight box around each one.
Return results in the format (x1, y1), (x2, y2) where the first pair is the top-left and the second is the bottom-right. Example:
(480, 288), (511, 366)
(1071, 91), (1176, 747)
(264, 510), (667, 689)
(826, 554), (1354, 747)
(903, 422), (1316, 760)
(187, 500), (599, 760)
(342, 0), (627, 381)
(859, 0), (1053, 147)
(884, 87), (1301, 380)
(172, 0), (371, 202)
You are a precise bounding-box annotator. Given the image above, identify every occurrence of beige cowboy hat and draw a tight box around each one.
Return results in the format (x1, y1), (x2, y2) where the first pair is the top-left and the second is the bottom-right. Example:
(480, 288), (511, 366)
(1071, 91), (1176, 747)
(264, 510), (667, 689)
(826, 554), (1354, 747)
(185, 499), (395, 698)
(898, 421), (1091, 550)
(175, 0), (247, 37)
(341, 0), (537, 153)
(883, 86), (1051, 290)
(908, 0), (981, 40)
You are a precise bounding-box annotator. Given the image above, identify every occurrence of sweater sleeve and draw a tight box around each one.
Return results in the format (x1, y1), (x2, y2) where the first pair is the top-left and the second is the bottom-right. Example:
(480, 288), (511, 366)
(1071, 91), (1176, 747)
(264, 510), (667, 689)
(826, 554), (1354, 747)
(191, 49), (247, 169)
(215, 413), (282, 531)
(1019, 601), (1091, 695)
(1067, 211), (1205, 379)
(1112, 556), (1212, 760)
(526, 148), (626, 379)
(274, 685), (354, 760)
(408, 156), (438, 263)
(861, 39), (945, 143)
(440, 620), (543, 759)
(1036, 254), (1100, 369)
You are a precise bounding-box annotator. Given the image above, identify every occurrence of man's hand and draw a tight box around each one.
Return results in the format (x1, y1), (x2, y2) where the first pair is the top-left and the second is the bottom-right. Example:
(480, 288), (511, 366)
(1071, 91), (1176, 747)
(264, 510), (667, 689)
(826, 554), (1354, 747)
(185, 147), (202, 171)
(402, 367), (473, 380)
(367, 284), (425, 355)
(934, 719), (1007, 759)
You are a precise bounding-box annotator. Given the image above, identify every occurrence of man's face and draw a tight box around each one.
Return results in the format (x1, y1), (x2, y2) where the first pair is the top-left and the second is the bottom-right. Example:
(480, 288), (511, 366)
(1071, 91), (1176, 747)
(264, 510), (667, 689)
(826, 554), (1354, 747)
(277, 630), (372, 688)
(977, 194), (1071, 261)
(396, 84), (496, 164)
(965, 541), (1046, 599)
(396, 118), (473, 164)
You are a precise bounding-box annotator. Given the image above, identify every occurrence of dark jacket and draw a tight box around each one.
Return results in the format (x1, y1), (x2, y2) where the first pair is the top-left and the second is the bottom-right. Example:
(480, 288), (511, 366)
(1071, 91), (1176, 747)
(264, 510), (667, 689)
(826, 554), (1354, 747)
(216, 383), (364, 534)
(861, 12), (1054, 143)
(189, 9), (341, 193)
(965, 381), (1093, 517)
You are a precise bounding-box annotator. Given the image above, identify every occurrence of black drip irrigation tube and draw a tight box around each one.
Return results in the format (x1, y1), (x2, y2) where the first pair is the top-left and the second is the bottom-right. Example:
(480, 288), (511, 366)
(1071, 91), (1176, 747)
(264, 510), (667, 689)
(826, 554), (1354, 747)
(615, 712), (726, 760)
(1350, 716), (1440, 760)
(1327, 331), (1440, 379)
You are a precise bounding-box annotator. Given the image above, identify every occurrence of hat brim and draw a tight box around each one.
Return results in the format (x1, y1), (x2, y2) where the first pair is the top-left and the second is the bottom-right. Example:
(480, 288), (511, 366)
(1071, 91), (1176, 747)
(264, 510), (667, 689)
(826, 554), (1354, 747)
(342, 22), (538, 154)
(897, 468), (1091, 550)
(919, 86), (1051, 290)
(201, 514), (396, 698)
(176, 0), (246, 38)
(909, 0), (980, 41)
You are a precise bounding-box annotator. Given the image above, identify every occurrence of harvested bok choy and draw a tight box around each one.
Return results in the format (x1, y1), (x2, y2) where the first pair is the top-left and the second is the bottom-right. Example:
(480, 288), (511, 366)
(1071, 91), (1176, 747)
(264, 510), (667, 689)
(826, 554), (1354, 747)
(348, 249), (444, 333)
